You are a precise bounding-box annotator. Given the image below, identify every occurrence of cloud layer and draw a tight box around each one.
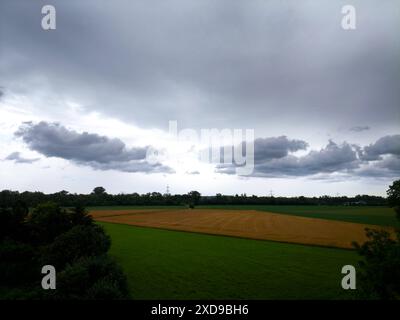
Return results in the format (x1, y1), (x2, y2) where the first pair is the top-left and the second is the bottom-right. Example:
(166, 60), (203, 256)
(1, 0), (399, 133)
(218, 136), (400, 178)
(14, 122), (172, 173)
(360, 135), (400, 161)
(254, 136), (308, 163)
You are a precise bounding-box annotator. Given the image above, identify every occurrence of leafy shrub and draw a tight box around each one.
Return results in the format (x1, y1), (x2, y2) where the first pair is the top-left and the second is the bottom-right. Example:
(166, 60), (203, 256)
(0, 240), (39, 286)
(56, 255), (130, 300)
(27, 202), (73, 244)
(353, 229), (400, 299)
(0, 203), (29, 241)
(41, 224), (111, 269)
(0, 202), (130, 300)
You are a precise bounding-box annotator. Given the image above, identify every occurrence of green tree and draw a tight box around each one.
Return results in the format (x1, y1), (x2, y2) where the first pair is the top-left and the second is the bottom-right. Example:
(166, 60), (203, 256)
(387, 179), (400, 220)
(353, 179), (400, 299)
(188, 191), (201, 208)
(92, 186), (106, 196)
(55, 255), (130, 300)
(41, 224), (111, 269)
(0, 202), (129, 300)
(353, 228), (400, 299)
(28, 202), (72, 244)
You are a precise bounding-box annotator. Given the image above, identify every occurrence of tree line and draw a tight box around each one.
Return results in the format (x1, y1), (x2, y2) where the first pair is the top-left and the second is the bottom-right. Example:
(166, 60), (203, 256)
(0, 187), (387, 208)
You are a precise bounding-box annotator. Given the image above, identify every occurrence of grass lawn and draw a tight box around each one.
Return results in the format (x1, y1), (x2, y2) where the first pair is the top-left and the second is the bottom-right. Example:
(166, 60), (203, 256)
(200, 205), (399, 228)
(100, 222), (360, 300)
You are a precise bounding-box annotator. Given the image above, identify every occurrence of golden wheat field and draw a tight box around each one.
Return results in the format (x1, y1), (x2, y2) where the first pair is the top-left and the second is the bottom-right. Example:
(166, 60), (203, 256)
(90, 208), (395, 249)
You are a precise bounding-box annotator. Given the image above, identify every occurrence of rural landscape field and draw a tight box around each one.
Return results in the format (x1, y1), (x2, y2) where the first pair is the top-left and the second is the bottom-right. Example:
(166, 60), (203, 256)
(89, 204), (397, 299)
(1, 0), (399, 310)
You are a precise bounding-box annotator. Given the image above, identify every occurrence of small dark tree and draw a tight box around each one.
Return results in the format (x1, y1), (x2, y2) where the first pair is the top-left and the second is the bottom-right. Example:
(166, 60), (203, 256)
(353, 229), (400, 299)
(92, 187), (106, 196)
(387, 179), (400, 220)
(69, 205), (93, 226)
(188, 191), (201, 208)
(353, 180), (400, 299)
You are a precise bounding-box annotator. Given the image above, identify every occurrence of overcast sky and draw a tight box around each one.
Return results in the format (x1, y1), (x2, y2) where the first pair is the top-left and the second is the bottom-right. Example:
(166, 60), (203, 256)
(0, 0), (399, 196)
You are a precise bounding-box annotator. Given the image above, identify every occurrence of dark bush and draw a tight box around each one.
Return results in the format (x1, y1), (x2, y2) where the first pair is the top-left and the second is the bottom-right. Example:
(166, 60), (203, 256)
(353, 228), (400, 299)
(41, 224), (111, 269)
(56, 255), (130, 300)
(0, 202), (130, 300)
(27, 202), (73, 244)
(0, 240), (39, 285)
(0, 203), (29, 241)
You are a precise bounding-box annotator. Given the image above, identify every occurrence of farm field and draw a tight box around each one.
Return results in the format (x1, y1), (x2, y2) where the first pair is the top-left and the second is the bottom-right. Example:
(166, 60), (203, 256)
(91, 208), (394, 249)
(100, 222), (359, 299)
(89, 205), (398, 227)
(200, 205), (399, 227)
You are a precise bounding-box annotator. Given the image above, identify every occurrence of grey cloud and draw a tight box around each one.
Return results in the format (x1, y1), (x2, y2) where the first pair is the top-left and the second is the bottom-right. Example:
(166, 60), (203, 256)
(14, 122), (172, 173)
(218, 136), (400, 178)
(1, 0), (399, 132)
(218, 136), (308, 164)
(349, 126), (370, 132)
(360, 135), (400, 161)
(252, 140), (359, 177)
(254, 136), (308, 162)
(218, 139), (359, 177)
(4, 151), (40, 164)
(354, 155), (400, 178)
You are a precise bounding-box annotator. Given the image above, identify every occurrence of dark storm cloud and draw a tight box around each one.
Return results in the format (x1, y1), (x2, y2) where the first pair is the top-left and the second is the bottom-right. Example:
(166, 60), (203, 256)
(252, 140), (359, 177)
(0, 0), (399, 130)
(218, 136), (307, 164)
(354, 155), (400, 178)
(217, 137), (400, 178)
(349, 126), (370, 132)
(14, 122), (172, 173)
(4, 151), (39, 164)
(360, 135), (400, 161)
(254, 136), (308, 162)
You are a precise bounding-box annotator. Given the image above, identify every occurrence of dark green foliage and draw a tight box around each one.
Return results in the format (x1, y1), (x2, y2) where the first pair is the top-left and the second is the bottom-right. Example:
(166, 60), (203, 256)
(0, 240), (39, 286)
(0, 201), (129, 300)
(0, 188), (387, 208)
(28, 202), (73, 244)
(353, 229), (400, 299)
(92, 187), (107, 196)
(188, 191), (201, 206)
(42, 225), (110, 269)
(86, 277), (127, 300)
(387, 179), (400, 220)
(353, 180), (400, 300)
(56, 255), (129, 300)
(70, 204), (93, 226)
(0, 201), (29, 241)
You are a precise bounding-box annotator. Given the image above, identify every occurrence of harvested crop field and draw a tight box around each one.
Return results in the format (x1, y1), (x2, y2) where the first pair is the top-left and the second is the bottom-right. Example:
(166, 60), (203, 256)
(91, 208), (394, 249)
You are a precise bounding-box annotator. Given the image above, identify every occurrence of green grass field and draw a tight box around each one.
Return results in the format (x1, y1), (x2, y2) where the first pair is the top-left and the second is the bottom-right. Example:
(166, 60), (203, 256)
(90, 205), (399, 227)
(100, 222), (360, 300)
